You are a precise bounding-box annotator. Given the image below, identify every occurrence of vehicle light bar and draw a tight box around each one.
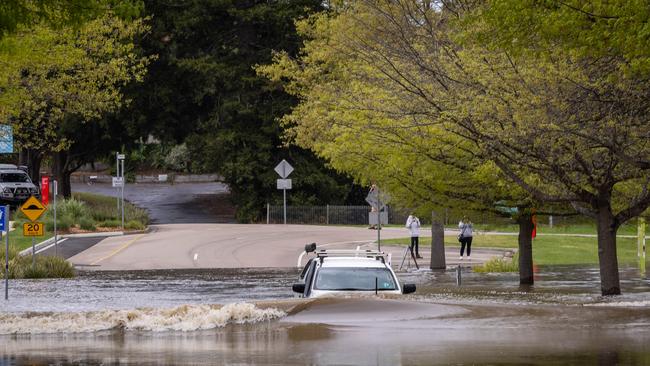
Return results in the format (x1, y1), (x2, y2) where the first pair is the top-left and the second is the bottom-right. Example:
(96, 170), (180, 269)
(315, 249), (386, 258)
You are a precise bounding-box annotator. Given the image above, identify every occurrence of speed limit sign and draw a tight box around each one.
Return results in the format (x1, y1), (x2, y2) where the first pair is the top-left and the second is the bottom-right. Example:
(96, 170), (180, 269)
(23, 222), (44, 236)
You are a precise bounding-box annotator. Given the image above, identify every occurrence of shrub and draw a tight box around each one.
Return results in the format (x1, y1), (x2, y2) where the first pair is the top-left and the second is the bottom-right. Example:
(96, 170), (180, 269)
(125, 220), (145, 231)
(164, 143), (190, 172)
(473, 256), (519, 273)
(56, 215), (73, 231)
(79, 217), (95, 231)
(98, 219), (121, 228)
(39, 255), (75, 278)
(59, 199), (89, 222)
(0, 248), (74, 279)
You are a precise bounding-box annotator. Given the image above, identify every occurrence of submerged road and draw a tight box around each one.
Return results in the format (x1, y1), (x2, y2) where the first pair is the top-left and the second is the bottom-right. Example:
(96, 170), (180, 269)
(67, 224), (504, 270)
(61, 183), (505, 270)
(72, 182), (233, 224)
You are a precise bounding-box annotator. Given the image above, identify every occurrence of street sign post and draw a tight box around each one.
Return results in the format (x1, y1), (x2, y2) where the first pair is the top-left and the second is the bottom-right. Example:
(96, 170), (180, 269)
(274, 160), (294, 224)
(112, 177), (124, 187)
(276, 179), (292, 190)
(20, 196), (46, 222)
(53, 180), (58, 256)
(116, 153), (125, 230)
(1, 205), (7, 300)
(21, 196), (46, 270)
(23, 222), (44, 236)
(0, 125), (13, 154)
(274, 160), (294, 179)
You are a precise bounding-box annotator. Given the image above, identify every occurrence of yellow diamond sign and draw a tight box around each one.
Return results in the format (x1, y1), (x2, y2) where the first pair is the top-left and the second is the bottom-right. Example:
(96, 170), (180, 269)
(20, 196), (46, 222)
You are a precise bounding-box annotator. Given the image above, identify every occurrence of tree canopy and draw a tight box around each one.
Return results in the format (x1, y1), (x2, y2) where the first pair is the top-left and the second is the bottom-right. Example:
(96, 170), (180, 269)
(120, 0), (364, 221)
(261, 0), (650, 295)
(0, 13), (152, 188)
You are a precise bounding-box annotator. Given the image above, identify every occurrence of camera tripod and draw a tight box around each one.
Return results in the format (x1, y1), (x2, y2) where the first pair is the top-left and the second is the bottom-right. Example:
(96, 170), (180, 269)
(399, 245), (419, 270)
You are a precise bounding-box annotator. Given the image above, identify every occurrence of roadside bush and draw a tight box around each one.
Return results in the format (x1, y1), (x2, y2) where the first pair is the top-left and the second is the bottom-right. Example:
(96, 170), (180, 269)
(98, 219), (121, 228)
(125, 220), (145, 231)
(56, 215), (73, 231)
(126, 205), (149, 226)
(473, 256), (519, 273)
(0, 248), (74, 279)
(39, 255), (75, 278)
(20, 261), (49, 279)
(164, 143), (190, 172)
(79, 217), (95, 231)
(59, 199), (89, 222)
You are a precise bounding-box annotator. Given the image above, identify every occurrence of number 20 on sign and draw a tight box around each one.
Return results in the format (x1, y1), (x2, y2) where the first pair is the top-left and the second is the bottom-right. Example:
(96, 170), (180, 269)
(23, 222), (44, 236)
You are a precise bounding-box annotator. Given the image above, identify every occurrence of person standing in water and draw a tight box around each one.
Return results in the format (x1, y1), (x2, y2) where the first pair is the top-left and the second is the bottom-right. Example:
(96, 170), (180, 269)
(458, 216), (473, 260)
(406, 214), (422, 258)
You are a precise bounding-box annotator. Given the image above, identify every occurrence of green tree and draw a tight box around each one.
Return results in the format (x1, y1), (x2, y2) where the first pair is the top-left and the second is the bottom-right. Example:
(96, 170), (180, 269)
(122, 0), (363, 222)
(0, 0), (144, 37)
(259, 3), (546, 284)
(261, 0), (649, 295)
(0, 14), (152, 195)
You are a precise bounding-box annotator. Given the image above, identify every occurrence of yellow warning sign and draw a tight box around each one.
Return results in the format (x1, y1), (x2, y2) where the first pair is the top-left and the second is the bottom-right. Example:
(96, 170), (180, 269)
(23, 222), (44, 236)
(20, 196), (46, 222)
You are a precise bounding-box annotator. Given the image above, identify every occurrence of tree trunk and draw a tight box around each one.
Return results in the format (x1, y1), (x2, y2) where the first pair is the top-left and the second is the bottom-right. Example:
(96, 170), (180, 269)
(517, 213), (534, 285)
(596, 204), (621, 296)
(430, 211), (446, 270)
(18, 149), (28, 166)
(52, 151), (73, 198)
(21, 148), (43, 183)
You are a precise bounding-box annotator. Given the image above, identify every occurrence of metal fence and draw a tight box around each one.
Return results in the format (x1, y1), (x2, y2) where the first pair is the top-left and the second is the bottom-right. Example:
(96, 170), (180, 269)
(266, 205), (410, 225)
(266, 205), (594, 228)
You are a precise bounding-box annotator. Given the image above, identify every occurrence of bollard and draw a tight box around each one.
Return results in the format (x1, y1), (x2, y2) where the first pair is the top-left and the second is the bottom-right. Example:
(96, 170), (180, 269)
(456, 265), (462, 286)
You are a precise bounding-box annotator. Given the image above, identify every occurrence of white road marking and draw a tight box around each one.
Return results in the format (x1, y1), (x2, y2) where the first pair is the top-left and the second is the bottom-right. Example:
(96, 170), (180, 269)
(193, 253), (198, 261)
(34, 238), (68, 254)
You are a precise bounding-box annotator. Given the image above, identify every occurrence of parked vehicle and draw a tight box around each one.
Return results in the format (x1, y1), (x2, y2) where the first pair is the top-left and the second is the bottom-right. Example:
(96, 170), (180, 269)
(293, 244), (416, 298)
(0, 164), (40, 206)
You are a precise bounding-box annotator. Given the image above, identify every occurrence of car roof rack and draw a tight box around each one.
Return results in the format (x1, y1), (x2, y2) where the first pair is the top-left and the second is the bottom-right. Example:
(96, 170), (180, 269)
(315, 249), (386, 263)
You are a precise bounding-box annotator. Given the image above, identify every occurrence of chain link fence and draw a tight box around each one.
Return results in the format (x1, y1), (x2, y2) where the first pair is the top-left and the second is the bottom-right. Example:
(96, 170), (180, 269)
(266, 205), (410, 225)
(266, 205), (591, 228)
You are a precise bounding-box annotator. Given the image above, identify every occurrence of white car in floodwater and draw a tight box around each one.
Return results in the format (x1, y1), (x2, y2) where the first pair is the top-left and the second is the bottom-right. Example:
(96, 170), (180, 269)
(292, 244), (416, 298)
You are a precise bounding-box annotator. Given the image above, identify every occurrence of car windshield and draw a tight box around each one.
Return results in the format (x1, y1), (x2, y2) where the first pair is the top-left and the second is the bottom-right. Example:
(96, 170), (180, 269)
(0, 173), (30, 183)
(314, 267), (397, 291)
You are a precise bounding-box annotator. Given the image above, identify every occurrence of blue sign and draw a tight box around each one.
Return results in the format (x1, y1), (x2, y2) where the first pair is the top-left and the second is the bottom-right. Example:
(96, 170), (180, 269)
(0, 205), (6, 232)
(0, 125), (12, 154)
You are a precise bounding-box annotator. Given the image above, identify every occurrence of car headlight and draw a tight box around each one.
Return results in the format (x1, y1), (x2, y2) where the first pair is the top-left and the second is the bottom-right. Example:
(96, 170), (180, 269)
(2, 188), (11, 193)
(30, 187), (39, 193)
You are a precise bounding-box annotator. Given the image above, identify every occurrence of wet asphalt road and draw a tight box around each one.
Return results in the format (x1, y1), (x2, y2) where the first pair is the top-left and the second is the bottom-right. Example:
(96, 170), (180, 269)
(39, 183), (233, 260)
(71, 182), (232, 224)
(37, 236), (106, 259)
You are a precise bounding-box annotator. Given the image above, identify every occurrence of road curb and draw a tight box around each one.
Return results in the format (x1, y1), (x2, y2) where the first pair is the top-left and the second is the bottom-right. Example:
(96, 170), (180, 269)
(19, 237), (57, 256)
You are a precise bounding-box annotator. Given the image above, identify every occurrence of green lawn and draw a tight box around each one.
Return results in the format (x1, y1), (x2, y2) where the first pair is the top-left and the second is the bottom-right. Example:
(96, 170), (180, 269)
(382, 234), (640, 265)
(446, 223), (640, 236)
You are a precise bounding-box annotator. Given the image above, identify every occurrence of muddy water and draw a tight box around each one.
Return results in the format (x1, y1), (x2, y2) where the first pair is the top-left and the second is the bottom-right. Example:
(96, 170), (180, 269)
(1, 265), (649, 365)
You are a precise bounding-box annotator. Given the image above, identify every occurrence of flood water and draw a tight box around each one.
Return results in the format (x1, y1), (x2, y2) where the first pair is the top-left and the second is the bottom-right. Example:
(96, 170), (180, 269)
(1, 265), (649, 365)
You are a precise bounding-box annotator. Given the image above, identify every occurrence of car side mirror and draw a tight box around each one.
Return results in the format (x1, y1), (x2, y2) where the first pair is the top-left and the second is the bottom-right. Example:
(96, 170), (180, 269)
(292, 283), (306, 293)
(402, 283), (416, 294)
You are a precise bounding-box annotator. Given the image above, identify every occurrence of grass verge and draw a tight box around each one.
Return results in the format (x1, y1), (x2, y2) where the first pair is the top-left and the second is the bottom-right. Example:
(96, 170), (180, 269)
(449, 223), (639, 236)
(381, 234), (639, 266)
(0, 245), (74, 279)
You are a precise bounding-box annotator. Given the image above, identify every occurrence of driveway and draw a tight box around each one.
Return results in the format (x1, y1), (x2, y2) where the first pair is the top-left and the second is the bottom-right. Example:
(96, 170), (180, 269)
(72, 182), (233, 224)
